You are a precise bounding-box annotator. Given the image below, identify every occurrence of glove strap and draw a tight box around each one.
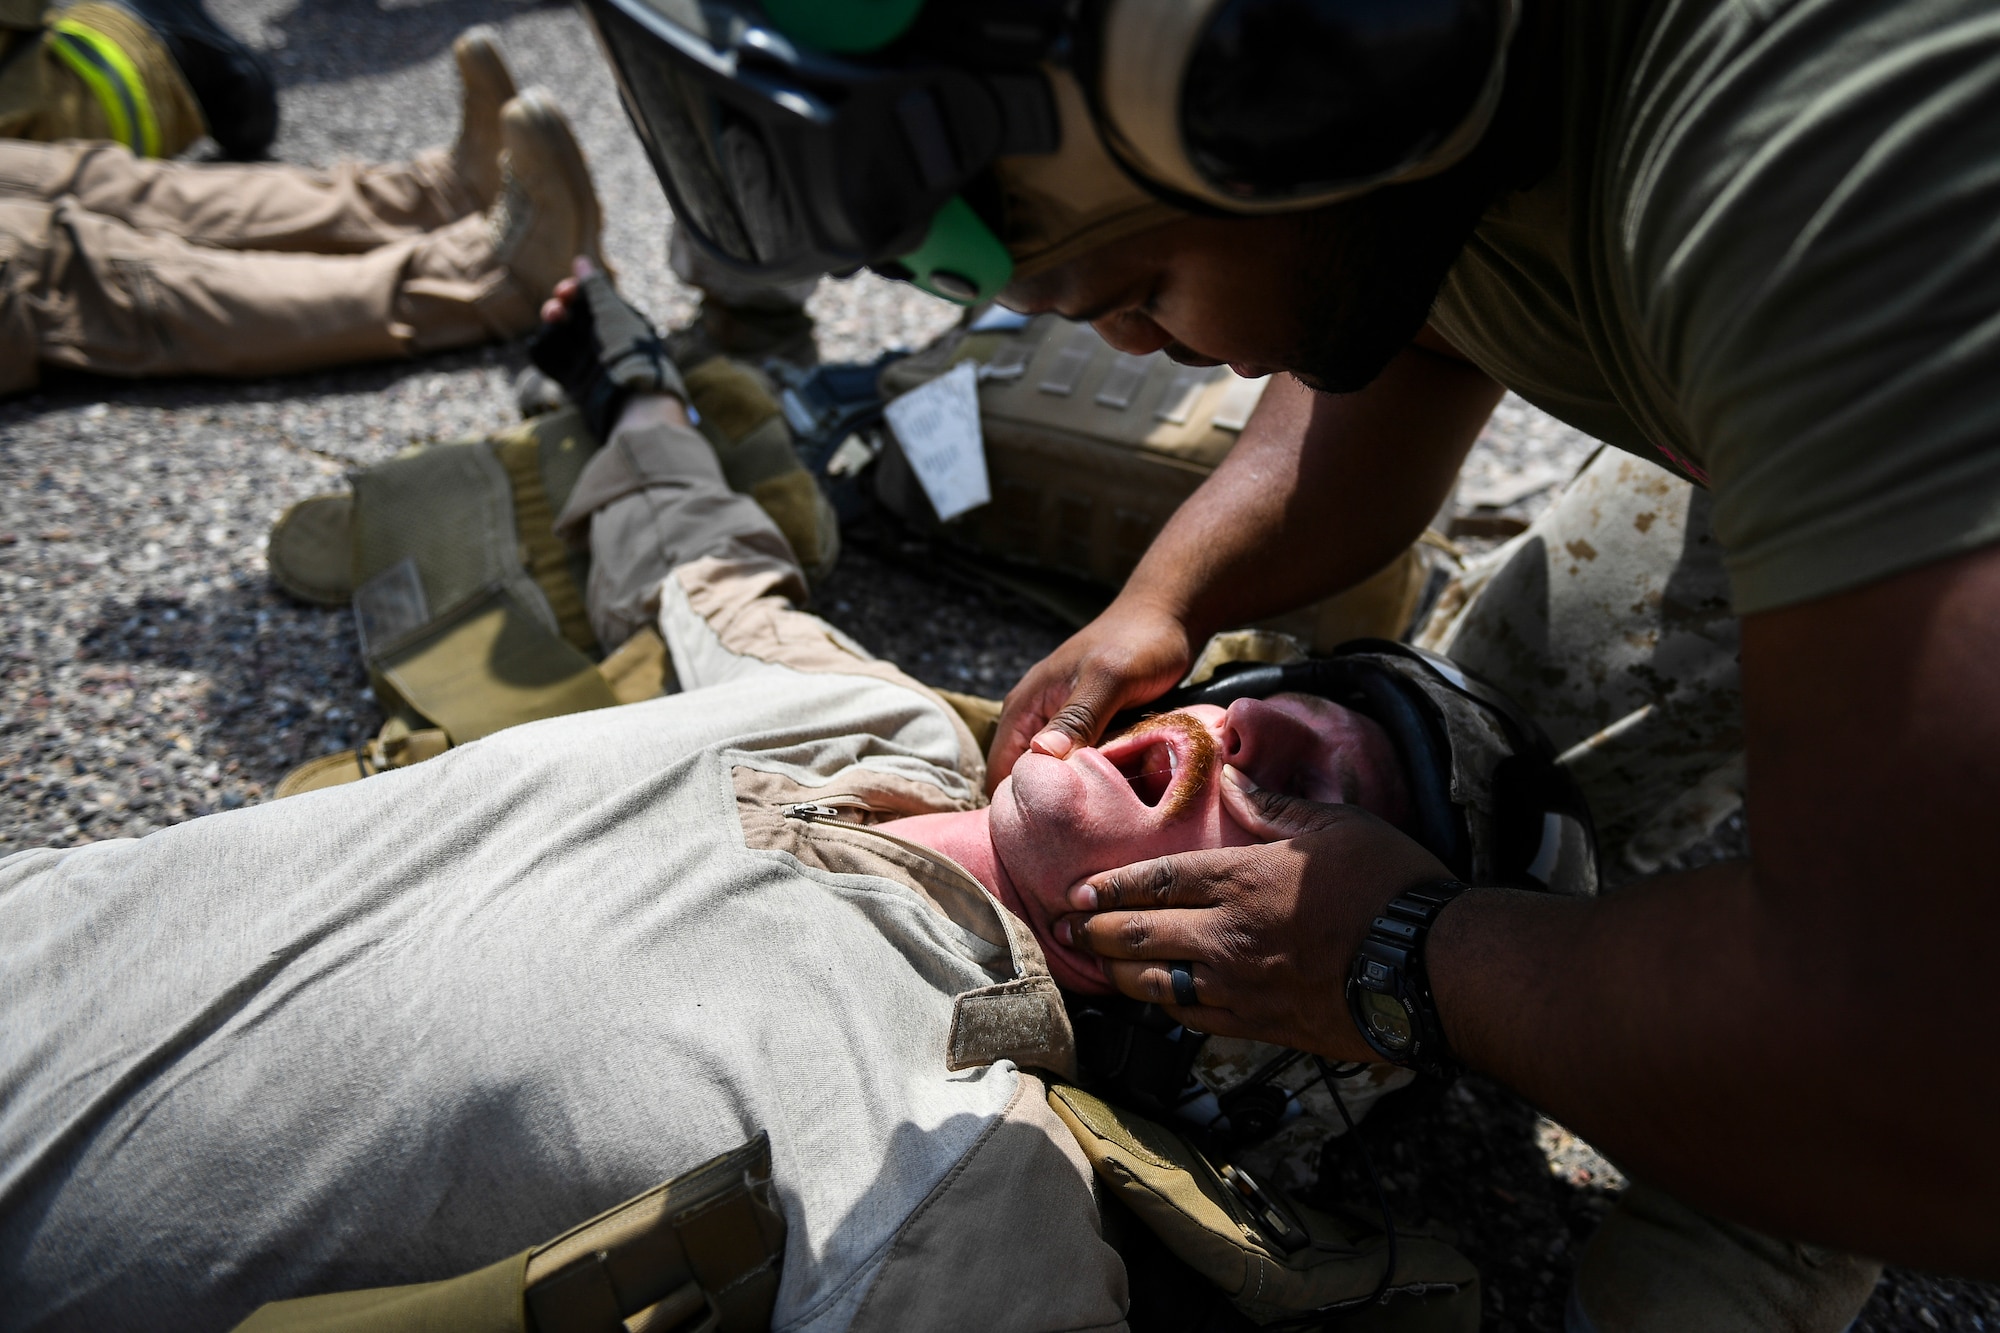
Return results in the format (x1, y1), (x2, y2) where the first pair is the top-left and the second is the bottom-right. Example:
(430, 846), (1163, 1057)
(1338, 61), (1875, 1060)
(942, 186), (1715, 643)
(527, 271), (687, 441)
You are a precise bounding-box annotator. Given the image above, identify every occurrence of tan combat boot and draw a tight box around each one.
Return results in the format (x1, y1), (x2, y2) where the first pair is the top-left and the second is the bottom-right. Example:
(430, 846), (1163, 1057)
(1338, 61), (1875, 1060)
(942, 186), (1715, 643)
(448, 25), (516, 209)
(394, 88), (606, 347)
(491, 88), (605, 310)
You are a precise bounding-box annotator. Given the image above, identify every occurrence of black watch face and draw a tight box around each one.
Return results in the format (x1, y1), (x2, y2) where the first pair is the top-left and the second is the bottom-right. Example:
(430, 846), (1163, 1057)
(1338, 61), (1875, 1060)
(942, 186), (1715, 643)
(1359, 988), (1412, 1051)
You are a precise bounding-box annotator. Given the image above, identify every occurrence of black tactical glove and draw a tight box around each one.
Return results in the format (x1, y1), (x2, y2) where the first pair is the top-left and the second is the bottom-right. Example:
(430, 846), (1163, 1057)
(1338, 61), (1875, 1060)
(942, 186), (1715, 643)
(527, 269), (688, 443)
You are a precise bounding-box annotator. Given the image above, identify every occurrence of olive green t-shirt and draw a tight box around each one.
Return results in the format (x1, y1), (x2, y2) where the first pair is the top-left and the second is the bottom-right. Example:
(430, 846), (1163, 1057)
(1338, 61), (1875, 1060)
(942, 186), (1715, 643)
(1429, 0), (2000, 614)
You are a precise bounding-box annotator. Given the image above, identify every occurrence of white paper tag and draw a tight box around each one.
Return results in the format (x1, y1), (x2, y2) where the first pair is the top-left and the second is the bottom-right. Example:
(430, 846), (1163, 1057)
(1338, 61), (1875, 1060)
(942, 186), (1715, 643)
(885, 361), (990, 522)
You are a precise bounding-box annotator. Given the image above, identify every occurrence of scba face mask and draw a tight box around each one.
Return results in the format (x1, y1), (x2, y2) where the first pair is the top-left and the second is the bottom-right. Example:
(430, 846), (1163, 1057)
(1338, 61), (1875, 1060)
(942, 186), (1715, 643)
(575, 0), (1518, 304)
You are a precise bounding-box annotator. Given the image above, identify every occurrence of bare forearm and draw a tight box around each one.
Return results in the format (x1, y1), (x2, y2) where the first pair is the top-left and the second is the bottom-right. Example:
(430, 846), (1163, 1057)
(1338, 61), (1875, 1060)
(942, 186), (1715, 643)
(1121, 339), (1502, 640)
(1431, 866), (2000, 1272)
(1064, 454), (2000, 1274)
(1429, 548), (2000, 1273)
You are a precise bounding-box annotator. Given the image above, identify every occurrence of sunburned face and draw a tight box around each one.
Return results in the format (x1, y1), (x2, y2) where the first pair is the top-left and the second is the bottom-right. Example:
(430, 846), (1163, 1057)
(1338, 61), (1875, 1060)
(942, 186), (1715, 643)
(986, 695), (1410, 991)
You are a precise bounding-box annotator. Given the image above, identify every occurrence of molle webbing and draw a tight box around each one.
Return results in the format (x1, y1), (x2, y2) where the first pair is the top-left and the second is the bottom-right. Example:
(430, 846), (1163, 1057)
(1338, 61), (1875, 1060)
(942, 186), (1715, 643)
(347, 408), (617, 742)
(874, 314), (1249, 590)
(873, 315), (1431, 646)
(490, 414), (597, 655)
(525, 1133), (786, 1333)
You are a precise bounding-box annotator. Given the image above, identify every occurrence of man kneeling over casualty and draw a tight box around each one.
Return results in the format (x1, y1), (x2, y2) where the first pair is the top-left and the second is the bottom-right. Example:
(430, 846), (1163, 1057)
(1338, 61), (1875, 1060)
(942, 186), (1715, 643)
(0, 271), (1588, 1331)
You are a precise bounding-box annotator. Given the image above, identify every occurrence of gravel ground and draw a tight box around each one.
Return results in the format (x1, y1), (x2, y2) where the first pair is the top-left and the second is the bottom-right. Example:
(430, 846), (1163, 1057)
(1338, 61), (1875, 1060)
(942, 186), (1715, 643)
(0, 1), (1987, 1327)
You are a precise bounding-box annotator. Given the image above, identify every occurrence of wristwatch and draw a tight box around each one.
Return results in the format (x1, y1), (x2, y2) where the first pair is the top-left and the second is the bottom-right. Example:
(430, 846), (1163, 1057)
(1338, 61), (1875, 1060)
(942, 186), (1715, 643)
(1346, 879), (1469, 1080)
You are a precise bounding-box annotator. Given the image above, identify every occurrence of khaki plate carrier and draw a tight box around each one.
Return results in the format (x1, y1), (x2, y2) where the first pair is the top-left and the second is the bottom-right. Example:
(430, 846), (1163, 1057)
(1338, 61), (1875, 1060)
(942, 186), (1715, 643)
(266, 406), (666, 798)
(266, 349), (839, 798)
(875, 314), (1439, 649)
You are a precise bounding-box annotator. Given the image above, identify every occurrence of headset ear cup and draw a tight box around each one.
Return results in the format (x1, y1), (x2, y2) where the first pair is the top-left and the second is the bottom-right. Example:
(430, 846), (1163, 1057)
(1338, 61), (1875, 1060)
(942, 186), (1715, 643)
(1337, 667), (1471, 876)
(1095, 0), (1517, 211)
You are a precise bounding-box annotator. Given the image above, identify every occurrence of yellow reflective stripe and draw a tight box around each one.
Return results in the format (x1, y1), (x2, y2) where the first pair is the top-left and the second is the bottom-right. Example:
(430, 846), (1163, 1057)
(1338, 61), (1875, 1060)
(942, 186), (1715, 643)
(48, 17), (160, 156)
(47, 27), (132, 148)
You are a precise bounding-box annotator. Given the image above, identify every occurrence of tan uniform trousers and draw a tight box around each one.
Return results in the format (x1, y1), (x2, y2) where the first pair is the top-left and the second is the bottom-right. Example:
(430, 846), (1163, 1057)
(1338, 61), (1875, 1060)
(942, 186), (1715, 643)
(1417, 448), (1882, 1333)
(0, 138), (526, 396)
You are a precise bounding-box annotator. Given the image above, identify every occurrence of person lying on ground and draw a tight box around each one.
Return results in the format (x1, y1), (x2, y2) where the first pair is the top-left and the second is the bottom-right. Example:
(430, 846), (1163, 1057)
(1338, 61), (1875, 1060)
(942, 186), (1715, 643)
(0, 271), (1432, 1333)
(0, 27), (600, 398)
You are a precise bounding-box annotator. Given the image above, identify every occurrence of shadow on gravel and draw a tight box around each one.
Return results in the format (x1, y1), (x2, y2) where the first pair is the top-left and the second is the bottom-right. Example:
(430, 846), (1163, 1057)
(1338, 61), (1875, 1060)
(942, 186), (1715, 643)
(813, 542), (1073, 703)
(1858, 1270), (2000, 1332)
(263, 0), (567, 89)
(1307, 1074), (1618, 1332)
(75, 583), (380, 792)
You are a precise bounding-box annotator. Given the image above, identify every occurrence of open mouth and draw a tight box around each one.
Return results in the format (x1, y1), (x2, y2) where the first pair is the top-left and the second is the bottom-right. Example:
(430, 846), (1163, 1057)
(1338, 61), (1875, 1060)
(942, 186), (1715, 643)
(1097, 712), (1217, 819)
(1113, 737), (1178, 807)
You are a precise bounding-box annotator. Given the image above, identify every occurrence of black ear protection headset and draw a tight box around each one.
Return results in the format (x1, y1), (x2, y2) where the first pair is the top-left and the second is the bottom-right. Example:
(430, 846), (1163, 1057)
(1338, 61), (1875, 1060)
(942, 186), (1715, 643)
(573, 0), (1519, 302)
(1079, 0), (1517, 215)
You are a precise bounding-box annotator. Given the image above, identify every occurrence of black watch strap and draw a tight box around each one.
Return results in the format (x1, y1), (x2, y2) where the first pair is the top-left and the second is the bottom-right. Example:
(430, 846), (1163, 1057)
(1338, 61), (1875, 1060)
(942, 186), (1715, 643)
(1346, 879), (1468, 1079)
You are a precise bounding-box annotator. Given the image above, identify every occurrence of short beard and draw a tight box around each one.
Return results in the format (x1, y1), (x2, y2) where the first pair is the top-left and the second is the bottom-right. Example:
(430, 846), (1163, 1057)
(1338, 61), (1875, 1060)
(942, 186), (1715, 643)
(1283, 169), (1498, 394)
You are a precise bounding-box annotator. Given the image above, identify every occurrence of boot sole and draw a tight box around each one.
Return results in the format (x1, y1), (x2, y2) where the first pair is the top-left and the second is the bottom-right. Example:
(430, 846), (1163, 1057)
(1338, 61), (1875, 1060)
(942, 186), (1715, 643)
(510, 89), (606, 274)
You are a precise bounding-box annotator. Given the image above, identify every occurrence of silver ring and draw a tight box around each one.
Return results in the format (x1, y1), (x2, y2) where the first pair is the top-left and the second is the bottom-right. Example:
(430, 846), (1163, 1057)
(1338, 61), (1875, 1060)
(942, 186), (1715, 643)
(1169, 961), (1198, 1009)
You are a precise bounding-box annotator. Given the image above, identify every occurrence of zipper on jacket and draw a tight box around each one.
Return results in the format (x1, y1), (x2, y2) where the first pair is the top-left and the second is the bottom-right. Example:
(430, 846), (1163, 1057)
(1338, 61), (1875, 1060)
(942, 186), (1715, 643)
(781, 795), (880, 821)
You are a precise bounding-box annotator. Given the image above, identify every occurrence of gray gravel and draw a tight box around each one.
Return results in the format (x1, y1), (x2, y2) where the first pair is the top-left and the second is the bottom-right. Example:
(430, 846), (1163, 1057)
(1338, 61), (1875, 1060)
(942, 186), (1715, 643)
(0, 0), (965, 845)
(0, 2), (1981, 1327)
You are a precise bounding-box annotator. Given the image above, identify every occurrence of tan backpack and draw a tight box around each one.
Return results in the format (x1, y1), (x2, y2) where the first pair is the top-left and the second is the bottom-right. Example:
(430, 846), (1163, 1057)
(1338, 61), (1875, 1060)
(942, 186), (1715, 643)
(871, 313), (1438, 650)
